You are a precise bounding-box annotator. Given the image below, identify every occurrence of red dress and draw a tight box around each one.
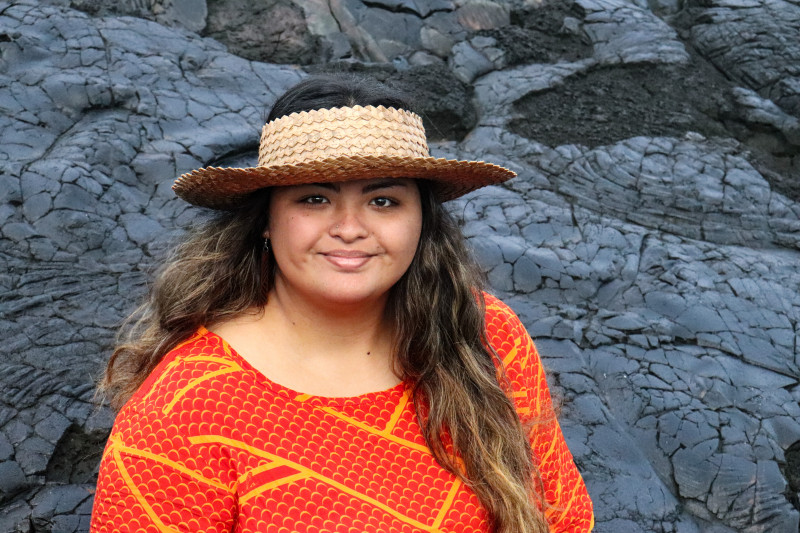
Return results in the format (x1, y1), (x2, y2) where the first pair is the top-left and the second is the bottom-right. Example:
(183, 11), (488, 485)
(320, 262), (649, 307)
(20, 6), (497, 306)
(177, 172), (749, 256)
(91, 294), (593, 532)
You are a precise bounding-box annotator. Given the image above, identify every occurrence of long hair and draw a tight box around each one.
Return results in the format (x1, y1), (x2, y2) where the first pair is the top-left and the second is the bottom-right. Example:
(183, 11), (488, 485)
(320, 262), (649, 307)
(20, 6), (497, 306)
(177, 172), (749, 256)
(101, 74), (549, 533)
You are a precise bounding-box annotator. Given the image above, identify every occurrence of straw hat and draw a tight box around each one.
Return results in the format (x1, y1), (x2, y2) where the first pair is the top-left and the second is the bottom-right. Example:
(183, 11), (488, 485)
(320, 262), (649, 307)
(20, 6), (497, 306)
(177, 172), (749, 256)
(173, 105), (516, 210)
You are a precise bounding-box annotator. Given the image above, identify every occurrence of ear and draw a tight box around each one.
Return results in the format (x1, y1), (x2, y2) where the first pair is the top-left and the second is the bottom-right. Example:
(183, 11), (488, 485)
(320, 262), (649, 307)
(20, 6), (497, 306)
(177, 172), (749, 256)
(262, 229), (270, 239)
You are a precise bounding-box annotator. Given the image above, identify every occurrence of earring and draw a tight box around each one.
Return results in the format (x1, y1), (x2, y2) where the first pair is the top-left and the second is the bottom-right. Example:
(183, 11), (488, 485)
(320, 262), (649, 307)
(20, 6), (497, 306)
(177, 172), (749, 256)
(263, 238), (271, 254)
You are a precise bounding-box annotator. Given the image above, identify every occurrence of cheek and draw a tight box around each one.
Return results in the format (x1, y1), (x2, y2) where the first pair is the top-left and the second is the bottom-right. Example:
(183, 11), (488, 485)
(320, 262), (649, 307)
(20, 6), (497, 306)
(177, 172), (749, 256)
(401, 218), (423, 258)
(270, 211), (302, 237)
(410, 227), (422, 253)
(270, 215), (321, 260)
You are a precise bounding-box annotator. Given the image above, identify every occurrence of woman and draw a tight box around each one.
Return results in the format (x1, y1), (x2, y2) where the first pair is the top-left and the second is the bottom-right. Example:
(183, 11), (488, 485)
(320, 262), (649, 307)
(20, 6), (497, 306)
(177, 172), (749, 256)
(92, 75), (593, 532)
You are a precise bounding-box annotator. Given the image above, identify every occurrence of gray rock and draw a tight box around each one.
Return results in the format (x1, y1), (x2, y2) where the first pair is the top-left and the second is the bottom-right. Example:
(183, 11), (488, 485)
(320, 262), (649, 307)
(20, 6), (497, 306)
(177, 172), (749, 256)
(119, 213), (165, 246)
(4, 419), (32, 446)
(0, 500), (33, 533)
(0, 460), (27, 495)
(686, 0), (800, 117)
(473, 61), (589, 117)
(487, 262), (513, 292)
(512, 253), (542, 292)
(732, 87), (800, 145)
(644, 291), (686, 319)
(205, 0), (319, 64)
(578, 0), (689, 65)
(449, 41), (494, 83)
(420, 25), (456, 57)
(764, 416), (800, 449)
(33, 411), (71, 444)
(6, 0), (800, 530)
(603, 312), (648, 331)
(161, 0), (207, 33)
(539, 137), (800, 250)
(15, 436), (53, 475)
(407, 50), (442, 66)
(675, 306), (728, 333)
(66, 0), (207, 32)
(468, 237), (502, 270)
(455, 2), (508, 31)
(363, 0), (454, 18)
(30, 484), (91, 519)
(0, 433), (13, 461)
(570, 394), (607, 424)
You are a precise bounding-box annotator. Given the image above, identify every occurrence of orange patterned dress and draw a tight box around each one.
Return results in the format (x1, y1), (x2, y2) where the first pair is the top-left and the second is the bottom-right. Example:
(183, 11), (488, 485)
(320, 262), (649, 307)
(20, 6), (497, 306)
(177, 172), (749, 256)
(91, 295), (593, 532)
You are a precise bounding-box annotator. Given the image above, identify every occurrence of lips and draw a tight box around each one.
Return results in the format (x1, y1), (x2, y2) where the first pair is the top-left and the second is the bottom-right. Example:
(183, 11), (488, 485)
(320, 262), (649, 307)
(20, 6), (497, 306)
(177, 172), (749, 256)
(321, 250), (374, 270)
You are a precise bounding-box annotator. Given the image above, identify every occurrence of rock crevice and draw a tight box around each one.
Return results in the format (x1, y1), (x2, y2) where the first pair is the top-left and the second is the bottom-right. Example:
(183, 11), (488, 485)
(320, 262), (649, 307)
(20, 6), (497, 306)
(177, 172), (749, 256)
(2, 0), (800, 531)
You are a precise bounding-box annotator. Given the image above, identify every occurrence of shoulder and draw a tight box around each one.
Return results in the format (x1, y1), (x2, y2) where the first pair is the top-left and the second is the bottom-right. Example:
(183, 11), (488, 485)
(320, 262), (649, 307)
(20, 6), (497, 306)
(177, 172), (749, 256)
(94, 329), (241, 529)
(105, 328), (255, 478)
(118, 328), (250, 428)
(482, 292), (540, 369)
(483, 292), (523, 325)
(482, 293), (552, 416)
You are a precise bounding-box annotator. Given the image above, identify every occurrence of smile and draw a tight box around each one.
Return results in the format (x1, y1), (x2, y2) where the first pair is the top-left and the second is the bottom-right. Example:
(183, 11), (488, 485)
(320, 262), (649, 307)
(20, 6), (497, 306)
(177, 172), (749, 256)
(321, 250), (374, 269)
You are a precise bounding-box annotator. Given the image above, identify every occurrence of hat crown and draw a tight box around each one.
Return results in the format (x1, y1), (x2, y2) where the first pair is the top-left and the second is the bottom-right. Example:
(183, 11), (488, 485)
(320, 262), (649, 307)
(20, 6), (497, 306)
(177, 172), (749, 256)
(258, 105), (430, 167)
(173, 104), (516, 210)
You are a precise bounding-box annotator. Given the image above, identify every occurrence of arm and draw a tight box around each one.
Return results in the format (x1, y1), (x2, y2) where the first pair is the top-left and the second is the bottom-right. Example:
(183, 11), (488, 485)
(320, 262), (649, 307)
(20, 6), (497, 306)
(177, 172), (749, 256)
(484, 295), (594, 532)
(91, 432), (236, 532)
(91, 341), (237, 532)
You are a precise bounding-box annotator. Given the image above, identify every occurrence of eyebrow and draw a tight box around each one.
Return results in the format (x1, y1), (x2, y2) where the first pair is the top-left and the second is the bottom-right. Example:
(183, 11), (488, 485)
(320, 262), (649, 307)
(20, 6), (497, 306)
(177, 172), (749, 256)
(310, 179), (409, 193)
(363, 179), (408, 193)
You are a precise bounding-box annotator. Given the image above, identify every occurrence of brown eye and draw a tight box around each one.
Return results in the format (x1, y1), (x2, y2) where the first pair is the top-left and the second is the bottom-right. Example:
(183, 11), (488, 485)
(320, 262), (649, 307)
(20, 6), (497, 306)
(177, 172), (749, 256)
(301, 195), (328, 205)
(370, 197), (396, 208)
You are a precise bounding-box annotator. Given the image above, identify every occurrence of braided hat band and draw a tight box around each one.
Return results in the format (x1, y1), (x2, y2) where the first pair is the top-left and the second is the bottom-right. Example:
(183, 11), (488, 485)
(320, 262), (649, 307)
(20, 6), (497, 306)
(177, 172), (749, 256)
(173, 105), (516, 210)
(258, 106), (430, 166)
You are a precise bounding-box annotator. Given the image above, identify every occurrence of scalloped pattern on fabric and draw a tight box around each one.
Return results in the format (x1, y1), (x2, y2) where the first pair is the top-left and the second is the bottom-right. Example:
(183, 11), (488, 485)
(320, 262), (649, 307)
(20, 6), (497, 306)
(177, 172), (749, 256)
(90, 295), (593, 532)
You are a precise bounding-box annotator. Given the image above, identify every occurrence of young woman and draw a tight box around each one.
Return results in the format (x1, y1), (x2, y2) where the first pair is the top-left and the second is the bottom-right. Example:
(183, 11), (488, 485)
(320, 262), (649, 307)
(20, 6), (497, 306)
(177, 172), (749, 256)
(91, 75), (593, 532)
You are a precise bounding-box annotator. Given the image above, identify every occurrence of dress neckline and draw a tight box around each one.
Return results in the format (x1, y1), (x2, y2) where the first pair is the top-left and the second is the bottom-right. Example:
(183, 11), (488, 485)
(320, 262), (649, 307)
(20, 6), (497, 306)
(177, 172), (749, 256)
(197, 326), (407, 406)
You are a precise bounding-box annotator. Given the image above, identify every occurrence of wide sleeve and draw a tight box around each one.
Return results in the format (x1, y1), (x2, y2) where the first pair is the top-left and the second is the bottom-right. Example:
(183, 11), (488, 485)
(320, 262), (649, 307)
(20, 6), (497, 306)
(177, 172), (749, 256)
(91, 333), (238, 532)
(484, 294), (594, 532)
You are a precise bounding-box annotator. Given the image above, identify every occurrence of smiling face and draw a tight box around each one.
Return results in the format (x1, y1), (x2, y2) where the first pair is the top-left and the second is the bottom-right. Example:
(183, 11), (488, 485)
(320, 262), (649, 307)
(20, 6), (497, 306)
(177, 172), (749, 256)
(264, 178), (423, 311)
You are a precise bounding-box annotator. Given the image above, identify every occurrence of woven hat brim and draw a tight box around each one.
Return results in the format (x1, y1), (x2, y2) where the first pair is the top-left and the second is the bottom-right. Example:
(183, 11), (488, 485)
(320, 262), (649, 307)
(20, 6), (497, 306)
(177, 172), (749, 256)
(173, 155), (516, 210)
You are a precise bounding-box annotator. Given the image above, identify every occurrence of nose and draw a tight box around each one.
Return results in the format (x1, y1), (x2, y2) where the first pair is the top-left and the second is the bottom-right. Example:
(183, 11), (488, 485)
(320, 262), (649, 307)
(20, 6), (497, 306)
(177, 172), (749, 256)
(329, 206), (369, 241)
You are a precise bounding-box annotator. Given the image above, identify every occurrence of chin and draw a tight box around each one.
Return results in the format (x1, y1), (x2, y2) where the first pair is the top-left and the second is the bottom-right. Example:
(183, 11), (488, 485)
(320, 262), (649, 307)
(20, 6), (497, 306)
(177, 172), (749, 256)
(319, 291), (386, 307)
(310, 283), (393, 308)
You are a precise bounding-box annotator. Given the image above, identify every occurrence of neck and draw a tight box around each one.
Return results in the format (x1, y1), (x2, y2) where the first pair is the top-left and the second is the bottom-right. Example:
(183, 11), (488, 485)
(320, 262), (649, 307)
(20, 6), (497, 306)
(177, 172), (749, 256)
(264, 282), (394, 361)
(209, 284), (401, 397)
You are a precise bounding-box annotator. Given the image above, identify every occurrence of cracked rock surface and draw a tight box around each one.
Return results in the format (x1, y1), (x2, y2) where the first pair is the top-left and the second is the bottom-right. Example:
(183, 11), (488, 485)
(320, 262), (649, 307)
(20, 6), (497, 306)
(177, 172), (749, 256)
(2, 0), (800, 531)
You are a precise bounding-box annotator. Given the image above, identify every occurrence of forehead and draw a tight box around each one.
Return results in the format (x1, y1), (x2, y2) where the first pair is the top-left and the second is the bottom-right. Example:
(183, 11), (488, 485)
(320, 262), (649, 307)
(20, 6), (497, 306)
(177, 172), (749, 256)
(273, 177), (419, 194)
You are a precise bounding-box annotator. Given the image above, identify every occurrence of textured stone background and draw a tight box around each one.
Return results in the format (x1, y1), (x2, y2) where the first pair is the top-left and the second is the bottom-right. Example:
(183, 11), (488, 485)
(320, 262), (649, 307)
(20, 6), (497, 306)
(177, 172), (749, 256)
(1, 0), (799, 531)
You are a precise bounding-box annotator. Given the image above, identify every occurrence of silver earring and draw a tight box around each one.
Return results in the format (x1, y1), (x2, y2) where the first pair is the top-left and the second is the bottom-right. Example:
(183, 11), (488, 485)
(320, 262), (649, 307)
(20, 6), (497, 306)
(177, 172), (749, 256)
(263, 238), (270, 254)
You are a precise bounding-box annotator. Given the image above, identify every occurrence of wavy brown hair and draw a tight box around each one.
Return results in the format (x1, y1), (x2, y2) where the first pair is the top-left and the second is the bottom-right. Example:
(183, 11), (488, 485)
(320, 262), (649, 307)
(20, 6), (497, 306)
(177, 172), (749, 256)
(101, 74), (550, 533)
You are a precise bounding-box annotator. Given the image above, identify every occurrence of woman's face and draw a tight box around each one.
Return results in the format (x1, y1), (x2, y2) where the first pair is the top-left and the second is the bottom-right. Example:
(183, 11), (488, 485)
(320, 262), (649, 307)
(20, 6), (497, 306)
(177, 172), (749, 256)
(264, 178), (423, 310)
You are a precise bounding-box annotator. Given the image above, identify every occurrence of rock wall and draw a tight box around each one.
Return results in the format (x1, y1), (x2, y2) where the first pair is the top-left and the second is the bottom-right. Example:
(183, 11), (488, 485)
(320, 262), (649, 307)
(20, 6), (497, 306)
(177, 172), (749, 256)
(1, 0), (799, 531)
